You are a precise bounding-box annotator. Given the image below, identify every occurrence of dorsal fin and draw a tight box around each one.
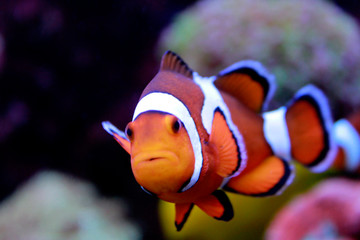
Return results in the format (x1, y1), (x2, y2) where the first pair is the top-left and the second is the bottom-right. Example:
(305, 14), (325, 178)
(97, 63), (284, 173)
(214, 60), (276, 113)
(160, 50), (193, 79)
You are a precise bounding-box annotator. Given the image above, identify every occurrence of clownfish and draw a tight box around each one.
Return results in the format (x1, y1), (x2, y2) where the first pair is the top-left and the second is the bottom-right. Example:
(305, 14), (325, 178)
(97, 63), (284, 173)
(102, 51), (336, 231)
(332, 111), (360, 172)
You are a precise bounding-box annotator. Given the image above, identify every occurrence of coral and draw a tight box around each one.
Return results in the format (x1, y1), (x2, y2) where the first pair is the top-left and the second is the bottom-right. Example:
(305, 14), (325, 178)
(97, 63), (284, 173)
(266, 178), (360, 240)
(158, 0), (360, 117)
(0, 171), (140, 240)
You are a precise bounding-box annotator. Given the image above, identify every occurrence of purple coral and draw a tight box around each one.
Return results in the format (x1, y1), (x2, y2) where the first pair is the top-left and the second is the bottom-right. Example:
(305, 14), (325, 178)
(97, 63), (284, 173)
(266, 178), (360, 240)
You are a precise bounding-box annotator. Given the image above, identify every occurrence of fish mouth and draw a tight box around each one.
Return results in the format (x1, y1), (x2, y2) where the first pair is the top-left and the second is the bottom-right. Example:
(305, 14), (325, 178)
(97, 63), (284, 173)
(132, 151), (179, 165)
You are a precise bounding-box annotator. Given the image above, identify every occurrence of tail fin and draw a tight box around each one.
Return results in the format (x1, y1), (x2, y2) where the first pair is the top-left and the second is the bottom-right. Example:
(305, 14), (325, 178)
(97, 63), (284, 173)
(332, 112), (360, 171)
(285, 85), (336, 172)
(347, 111), (360, 132)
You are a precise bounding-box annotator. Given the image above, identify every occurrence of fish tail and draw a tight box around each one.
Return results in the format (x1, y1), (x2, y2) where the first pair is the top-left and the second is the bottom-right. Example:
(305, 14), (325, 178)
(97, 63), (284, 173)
(347, 110), (360, 132)
(263, 85), (336, 172)
(332, 111), (360, 171)
(285, 85), (336, 172)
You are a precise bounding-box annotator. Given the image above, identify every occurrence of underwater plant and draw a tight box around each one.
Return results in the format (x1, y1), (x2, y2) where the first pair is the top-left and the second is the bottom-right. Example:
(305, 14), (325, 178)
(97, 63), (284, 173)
(158, 0), (360, 118)
(266, 178), (360, 239)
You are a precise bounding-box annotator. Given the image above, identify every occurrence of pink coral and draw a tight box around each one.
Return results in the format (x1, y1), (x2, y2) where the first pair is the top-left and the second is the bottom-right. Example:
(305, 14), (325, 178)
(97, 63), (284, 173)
(266, 178), (360, 240)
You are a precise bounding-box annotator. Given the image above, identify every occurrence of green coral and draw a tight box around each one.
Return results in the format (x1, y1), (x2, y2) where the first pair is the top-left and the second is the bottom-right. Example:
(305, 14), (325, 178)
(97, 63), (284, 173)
(0, 171), (140, 240)
(158, 0), (360, 117)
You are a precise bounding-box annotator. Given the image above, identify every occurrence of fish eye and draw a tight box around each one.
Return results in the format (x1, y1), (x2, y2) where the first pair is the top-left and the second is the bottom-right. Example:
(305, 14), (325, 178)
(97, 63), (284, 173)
(125, 124), (133, 140)
(165, 115), (182, 134)
(172, 119), (182, 133)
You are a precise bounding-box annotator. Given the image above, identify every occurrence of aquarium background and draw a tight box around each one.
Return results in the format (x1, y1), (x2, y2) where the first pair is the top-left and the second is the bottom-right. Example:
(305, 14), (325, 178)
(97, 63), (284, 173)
(0, 0), (359, 239)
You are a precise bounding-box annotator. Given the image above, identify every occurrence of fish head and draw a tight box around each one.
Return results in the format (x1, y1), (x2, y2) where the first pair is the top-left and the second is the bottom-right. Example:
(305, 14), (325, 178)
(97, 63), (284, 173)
(126, 111), (195, 195)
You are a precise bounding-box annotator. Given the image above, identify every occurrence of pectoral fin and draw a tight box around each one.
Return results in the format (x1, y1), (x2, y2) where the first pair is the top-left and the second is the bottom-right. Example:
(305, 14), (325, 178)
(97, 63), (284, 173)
(102, 121), (131, 154)
(194, 190), (233, 221)
(210, 109), (241, 178)
(224, 156), (293, 196)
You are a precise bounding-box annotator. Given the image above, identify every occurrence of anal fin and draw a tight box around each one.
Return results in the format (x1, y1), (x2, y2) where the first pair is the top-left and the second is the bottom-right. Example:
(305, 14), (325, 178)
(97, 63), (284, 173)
(210, 109), (240, 177)
(175, 203), (194, 231)
(224, 156), (293, 196)
(194, 190), (233, 221)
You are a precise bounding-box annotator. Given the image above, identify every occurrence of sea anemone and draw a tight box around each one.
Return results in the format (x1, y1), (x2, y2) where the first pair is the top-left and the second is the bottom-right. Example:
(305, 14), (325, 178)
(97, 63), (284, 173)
(158, 0), (360, 117)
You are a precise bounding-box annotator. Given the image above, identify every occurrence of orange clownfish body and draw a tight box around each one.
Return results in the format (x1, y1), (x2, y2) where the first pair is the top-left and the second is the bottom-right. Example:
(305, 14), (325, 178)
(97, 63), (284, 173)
(103, 51), (337, 231)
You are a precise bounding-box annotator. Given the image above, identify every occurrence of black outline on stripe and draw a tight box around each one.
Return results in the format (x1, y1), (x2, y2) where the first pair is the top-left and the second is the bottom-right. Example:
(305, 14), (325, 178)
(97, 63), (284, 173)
(177, 177), (192, 193)
(214, 107), (242, 176)
(175, 203), (194, 231)
(140, 185), (157, 197)
(223, 158), (292, 197)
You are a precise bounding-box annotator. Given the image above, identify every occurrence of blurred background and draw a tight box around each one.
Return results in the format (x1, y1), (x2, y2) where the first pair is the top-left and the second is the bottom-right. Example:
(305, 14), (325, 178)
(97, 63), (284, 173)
(0, 0), (359, 239)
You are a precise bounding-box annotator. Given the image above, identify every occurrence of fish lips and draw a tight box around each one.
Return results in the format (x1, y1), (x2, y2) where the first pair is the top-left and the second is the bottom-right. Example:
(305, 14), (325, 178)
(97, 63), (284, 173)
(132, 150), (179, 166)
(131, 150), (184, 194)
